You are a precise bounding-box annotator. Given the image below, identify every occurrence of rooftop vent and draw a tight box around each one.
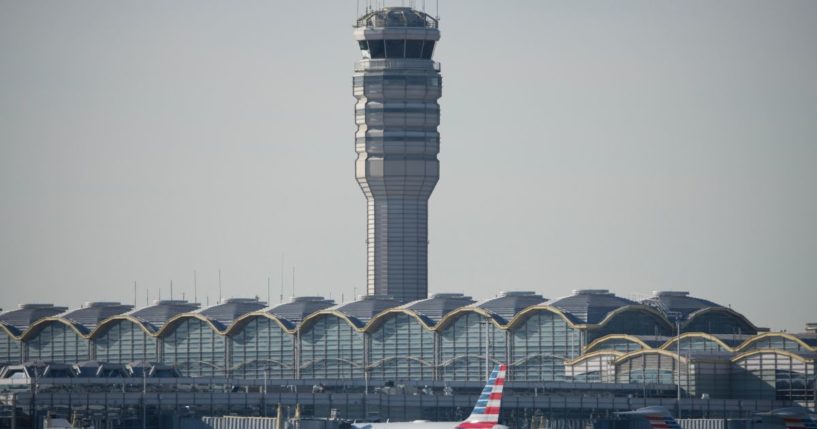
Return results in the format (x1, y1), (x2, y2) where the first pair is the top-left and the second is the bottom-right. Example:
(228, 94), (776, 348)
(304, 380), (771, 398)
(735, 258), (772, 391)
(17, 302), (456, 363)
(499, 291), (537, 297)
(19, 304), (60, 309)
(572, 289), (611, 296)
(83, 302), (124, 308)
(430, 293), (468, 299)
(358, 294), (395, 301)
(152, 300), (193, 305)
(291, 296), (330, 303)
(653, 291), (690, 297)
(224, 298), (262, 304)
(806, 323), (817, 333)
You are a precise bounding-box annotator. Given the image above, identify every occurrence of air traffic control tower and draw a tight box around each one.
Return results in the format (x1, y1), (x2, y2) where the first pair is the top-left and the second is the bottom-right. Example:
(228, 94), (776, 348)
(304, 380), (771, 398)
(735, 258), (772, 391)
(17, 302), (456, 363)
(353, 7), (441, 303)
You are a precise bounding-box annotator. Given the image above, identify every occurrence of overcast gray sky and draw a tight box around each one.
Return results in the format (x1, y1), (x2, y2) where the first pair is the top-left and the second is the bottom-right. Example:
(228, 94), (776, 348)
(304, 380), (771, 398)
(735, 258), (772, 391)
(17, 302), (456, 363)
(1, 1), (815, 332)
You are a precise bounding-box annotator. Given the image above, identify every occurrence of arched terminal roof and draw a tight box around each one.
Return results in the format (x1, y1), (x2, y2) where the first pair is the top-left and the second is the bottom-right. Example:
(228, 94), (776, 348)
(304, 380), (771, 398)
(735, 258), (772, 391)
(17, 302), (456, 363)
(266, 297), (336, 327)
(62, 302), (133, 333)
(127, 300), (200, 331)
(402, 293), (475, 324)
(548, 290), (636, 324)
(476, 291), (547, 323)
(641, 291), (722, 320)
(331, 295), (401, 327)
(794, 333), (817, 348)
(712, 333), (755, 348)
(0, 304), (68, 336)
(356, 7), (438, 29)
(194, 298), (267, 330)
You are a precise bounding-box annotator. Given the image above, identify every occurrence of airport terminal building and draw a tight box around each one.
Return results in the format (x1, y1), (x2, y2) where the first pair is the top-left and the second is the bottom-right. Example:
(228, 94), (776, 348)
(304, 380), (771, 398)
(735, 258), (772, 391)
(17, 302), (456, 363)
(1, 289), (814, 411)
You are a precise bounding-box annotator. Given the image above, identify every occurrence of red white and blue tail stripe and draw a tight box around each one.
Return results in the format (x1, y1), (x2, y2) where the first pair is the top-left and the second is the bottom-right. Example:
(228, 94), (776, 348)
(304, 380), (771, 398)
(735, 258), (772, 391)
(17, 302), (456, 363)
(456, 364), (507, 429)
(781, 417), (817, 429)
(618, 406), (682, 429)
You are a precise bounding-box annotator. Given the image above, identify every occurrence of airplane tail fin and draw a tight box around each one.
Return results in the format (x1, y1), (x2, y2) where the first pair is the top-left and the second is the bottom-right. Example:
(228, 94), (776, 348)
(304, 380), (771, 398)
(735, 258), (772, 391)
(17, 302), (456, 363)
(456, 364), (507, 429)
(767, 408), (817, 429)
(617, 406), (682, 429)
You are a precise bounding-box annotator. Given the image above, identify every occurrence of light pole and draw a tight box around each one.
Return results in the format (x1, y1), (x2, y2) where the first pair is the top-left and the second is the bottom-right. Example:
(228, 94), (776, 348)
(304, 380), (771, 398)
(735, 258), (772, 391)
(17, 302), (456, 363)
(142, 362), (147, 429)
(263, 368), (268, 417)
(479, 319), (493, 382)
(667, 312), (683, 419)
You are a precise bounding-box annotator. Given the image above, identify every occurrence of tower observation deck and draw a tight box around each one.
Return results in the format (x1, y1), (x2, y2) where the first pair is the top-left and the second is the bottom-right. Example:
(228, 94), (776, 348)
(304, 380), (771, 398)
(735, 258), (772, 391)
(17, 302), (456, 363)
(353, 7), (441, 303)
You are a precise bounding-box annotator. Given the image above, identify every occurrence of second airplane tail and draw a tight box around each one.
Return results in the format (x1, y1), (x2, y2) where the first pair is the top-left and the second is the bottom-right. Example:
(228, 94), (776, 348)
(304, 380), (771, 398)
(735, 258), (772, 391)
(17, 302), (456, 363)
(765, 408), (817, 429)
(618, 406), (683, 429)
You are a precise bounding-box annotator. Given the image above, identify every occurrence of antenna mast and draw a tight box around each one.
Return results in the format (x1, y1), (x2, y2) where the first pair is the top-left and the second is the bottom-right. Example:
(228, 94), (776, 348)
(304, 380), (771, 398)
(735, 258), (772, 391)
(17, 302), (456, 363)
(280, 253), (285, 303)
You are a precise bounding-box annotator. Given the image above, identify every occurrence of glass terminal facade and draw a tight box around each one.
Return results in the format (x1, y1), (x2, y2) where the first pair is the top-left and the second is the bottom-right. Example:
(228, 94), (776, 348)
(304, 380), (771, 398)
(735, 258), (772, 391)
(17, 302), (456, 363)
(0, 291), (814, 409)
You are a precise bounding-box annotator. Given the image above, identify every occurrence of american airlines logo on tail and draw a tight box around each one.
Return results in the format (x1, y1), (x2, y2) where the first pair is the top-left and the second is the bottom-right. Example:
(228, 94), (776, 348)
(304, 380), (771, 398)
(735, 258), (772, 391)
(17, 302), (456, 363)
(456, 364), (507, 429)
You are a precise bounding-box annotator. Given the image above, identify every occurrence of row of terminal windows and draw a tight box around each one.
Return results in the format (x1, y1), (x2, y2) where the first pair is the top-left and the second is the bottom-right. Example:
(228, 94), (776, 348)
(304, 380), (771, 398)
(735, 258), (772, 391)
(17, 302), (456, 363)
(359, 40), (435, 59)
(353, 76), (441, 87)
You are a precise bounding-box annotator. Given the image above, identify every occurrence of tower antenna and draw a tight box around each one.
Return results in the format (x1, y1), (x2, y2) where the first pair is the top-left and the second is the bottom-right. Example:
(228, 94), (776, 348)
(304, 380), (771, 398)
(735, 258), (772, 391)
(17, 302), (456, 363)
(291, 265), (296, 298)
(134, 281), (137, 306)
(146, 288), (149, 306)
(267, 276), (271, 305)
(280, 253), (285, 303)
(218, 268), (222, 304)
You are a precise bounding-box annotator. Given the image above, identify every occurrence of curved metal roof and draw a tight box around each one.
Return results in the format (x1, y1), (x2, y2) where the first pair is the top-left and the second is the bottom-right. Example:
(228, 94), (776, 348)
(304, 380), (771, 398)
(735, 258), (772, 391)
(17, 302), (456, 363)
(128, 300), (201, 331)
(62, 302), (133, 333)
(641, 291), (722, 320)
(476, 291), (547, 323)
(794, 333), (817, 347)
(402, 293), (475, 324)
(0, 304), (68, 335)
(548, 290), (637, 324)
(356, 7), (438, 29)
(266, 297), (336, 327)
(332, 295), (401, 327)
(196, 298), (267, 330)
(0, 291), (800, 345)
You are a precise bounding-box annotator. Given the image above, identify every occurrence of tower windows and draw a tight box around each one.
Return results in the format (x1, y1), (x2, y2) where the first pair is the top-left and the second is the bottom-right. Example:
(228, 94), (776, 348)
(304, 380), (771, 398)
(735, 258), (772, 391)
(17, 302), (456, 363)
(368, 40), (386, 58)
(385, 40), (405, 58)
(405, 40), (423, 58)
(358, 39), (436, 59)
(420, 41), (435, 59)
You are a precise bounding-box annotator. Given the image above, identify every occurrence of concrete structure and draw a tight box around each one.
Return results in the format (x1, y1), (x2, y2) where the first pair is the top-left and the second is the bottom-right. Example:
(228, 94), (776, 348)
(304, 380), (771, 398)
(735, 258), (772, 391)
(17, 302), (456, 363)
(353, 7), (442, 303)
